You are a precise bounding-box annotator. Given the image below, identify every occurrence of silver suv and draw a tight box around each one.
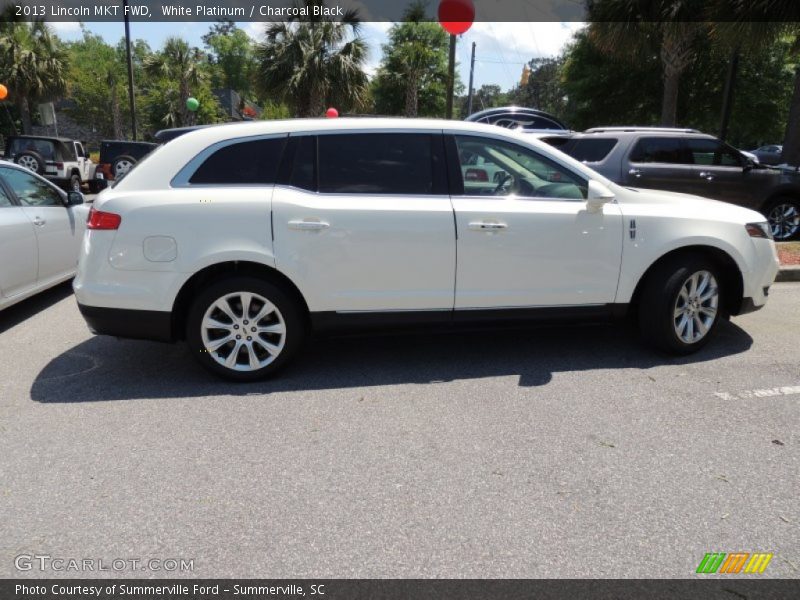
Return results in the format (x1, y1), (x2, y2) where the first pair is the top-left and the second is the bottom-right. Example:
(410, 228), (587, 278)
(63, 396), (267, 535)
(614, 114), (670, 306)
(559, 127), (800, 240)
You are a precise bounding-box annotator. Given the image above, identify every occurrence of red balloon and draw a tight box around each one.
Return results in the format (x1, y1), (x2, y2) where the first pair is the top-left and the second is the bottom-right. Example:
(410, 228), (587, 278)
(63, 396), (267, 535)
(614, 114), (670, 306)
(325, 107), (339, 118)
(0, 84), (7, 101)
(438, 0), (475, 35)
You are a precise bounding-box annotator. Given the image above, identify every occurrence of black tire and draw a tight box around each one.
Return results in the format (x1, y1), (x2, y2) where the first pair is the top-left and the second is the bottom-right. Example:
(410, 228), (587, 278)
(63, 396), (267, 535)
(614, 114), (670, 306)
(112, 155), (136, 178)
(763, 196), (800, 241)
(68, 173), (81, 192)
(15, 151), (45, 174)
(186, 276), (306, 381)
(638, 255), (724, 355)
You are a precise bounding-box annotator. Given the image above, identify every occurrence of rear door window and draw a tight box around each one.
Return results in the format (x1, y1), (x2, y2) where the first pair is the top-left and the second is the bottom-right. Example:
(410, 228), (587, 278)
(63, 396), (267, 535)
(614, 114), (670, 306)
(189, 137), (287, 185)
(317, 133), (435, 195)
(629, 137), (687, 164)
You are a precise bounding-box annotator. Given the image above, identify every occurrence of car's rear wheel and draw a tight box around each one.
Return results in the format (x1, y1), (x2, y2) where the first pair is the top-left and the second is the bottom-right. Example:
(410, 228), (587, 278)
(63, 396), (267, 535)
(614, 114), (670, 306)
(112, 155), (136, 178)
(186, 276), (305, 381)
(764, 197), (800, 241)
(69, 173), (81, 192)
(639, 256), (723, 355)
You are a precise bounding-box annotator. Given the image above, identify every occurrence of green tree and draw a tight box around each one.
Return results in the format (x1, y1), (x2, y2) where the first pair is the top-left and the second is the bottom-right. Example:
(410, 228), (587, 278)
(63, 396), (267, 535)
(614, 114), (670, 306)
(0, 19), (68, 133)
(144, 37), (215, 127)
(372, 1), (451, 117)
(587, 0), (707, 126)
(254, 0), (369, 117)
(65, 29), (127, 138)
(459, 84), (507, 117)
(508, 57), (566, 117)
(203, 19), (255, 98)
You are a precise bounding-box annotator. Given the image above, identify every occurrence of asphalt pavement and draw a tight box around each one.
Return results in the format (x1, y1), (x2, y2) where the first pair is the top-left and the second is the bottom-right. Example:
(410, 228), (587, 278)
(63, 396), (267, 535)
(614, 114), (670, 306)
(0, 282), (798, 578)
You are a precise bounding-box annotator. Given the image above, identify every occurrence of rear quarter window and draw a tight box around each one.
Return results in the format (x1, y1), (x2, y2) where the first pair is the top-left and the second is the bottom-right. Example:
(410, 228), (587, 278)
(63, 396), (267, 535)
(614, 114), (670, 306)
(188, 137), (287, 185)
(562, 138), (618, 163)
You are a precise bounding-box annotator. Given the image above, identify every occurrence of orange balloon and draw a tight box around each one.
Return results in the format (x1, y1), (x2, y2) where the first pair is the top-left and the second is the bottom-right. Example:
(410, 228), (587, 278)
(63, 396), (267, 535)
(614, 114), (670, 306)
(0, 84), (7, 100)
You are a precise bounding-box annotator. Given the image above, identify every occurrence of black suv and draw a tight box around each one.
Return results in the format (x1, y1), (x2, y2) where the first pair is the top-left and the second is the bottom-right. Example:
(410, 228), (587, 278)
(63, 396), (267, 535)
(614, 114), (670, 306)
(558, 127), (800, 240)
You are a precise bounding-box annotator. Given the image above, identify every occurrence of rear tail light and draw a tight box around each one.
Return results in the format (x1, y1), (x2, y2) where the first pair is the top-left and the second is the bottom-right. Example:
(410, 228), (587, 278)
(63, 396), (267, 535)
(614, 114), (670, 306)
(87, 207), (121, 230)
(55, 162), (64, 169)
(465, 168), (488, 182)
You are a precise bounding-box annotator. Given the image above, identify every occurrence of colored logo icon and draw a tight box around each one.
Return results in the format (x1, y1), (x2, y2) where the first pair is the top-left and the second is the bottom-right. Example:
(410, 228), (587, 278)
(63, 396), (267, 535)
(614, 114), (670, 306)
(696, 552), (773, 574)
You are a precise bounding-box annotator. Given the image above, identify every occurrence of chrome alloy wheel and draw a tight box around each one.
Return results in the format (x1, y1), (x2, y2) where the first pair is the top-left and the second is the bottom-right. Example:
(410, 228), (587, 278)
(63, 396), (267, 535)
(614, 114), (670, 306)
(17, 155), (39, 172)
(768, 202), (800, 240)
(114, 159), (134, 177)
(673, 270), (719, 344)
(200, 291), (286, 372)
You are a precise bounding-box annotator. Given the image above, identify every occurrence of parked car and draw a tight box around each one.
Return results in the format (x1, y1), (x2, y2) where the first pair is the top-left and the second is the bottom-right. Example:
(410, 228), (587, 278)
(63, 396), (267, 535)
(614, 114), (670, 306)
(96, 140), (158, 181)
(74, 119), (778, 381)
(0, 160), (88, 310)
(4, 135), (97, 192)
(557, 127), (800, 240)
(465, 106), (569, 131)
(748, 144), (783, 166)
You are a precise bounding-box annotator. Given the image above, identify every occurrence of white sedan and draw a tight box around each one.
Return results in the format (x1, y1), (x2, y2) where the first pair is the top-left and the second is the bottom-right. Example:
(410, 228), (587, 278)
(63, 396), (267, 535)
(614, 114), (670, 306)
(74, 119), (779, 381)
(0, 160), (89, 311)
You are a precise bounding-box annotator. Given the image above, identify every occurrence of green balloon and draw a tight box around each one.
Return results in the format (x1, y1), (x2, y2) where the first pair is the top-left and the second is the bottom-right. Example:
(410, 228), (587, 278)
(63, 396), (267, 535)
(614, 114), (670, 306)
(186, 97), (199, 112)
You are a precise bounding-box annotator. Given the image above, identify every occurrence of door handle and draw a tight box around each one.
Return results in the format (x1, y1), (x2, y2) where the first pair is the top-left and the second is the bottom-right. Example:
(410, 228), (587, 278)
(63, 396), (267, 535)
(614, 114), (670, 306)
(698, 171), (715, 181)
(33, 217), (46, 226)
(288, 219), (330, 231)
(628, 168), (642, 178)
(468, 221), (508, 231)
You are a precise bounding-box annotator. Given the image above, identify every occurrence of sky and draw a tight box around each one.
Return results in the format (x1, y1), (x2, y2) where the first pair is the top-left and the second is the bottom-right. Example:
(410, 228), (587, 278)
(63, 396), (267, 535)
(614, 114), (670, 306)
(50, 20), (585, 94)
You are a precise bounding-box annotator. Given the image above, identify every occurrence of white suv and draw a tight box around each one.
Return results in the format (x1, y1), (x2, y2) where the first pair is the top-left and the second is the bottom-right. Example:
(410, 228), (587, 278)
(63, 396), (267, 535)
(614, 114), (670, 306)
(74, 119), (779, 381)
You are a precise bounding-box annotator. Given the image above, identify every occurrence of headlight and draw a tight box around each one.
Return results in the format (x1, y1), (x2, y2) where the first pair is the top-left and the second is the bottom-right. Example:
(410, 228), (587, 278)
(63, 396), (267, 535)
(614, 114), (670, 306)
(745, 222), (772, 239)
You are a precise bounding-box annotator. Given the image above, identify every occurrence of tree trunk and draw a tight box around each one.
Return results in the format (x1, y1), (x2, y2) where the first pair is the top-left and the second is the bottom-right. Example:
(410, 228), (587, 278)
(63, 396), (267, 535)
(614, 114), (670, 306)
(781, 66), (800, 167)
(17, 97), (33, 134)
(404, 72), (419, 117)
(660, 68), (680, 126)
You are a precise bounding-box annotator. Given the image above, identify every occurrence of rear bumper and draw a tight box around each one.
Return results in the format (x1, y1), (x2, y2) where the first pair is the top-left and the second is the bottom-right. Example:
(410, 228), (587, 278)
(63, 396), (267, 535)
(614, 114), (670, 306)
(77, 303), (174, 342)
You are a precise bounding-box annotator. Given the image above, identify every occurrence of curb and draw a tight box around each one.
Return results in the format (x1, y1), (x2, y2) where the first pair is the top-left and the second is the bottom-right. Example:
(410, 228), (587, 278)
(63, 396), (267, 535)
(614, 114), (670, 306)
(777, 266), (800, 282)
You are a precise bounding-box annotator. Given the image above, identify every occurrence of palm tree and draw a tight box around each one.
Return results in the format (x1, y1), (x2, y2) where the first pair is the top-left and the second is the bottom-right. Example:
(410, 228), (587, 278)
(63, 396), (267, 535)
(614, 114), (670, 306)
(379, 2), (448, 117)
(144, 37), (205, 126)
(0, 19), (68, 133)
(254, 0), (368, 117)
(587, 0), (707, 126)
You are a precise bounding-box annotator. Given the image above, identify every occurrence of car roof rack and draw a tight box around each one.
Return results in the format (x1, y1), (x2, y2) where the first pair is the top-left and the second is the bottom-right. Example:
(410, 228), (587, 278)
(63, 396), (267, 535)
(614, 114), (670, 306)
(583, 126), (702, 134)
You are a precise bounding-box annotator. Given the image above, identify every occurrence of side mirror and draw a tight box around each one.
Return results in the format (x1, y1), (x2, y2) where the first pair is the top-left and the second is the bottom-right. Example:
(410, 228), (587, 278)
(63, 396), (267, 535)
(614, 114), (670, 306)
(66, 191), (84, 206)
(586, 180), (615, 213)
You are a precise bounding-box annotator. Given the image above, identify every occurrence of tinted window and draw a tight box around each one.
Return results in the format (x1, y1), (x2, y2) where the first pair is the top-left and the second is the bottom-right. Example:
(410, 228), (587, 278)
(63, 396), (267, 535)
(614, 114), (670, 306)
(629, 137), (686, 164)
(454, 135), (587, 200)
(562, 138), (618, 162)
(189, 137), (286, 184)
(1, 167), (62, 207)
(318, 134), (434, 195)
(290, 136), (316, 192)
(685, 138), (743, 167)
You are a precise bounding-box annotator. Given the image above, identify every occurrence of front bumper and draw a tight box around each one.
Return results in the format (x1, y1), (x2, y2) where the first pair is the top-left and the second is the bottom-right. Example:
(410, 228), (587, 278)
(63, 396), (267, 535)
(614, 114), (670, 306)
(77, 303), (174, 342)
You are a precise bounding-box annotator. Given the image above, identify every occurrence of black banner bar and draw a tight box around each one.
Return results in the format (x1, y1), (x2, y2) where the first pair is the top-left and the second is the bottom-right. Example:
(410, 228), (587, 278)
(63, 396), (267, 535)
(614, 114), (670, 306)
(3, 579), (800, 600)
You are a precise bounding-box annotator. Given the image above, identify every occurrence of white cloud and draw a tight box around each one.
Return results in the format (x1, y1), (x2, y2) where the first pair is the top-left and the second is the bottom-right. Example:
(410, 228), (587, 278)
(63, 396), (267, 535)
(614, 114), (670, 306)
(49, 21), (82, 37)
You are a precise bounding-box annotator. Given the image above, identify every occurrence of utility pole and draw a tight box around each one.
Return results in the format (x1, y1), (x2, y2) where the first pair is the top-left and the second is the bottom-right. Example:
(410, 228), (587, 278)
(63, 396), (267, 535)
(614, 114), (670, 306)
(123, 0), (137, 140)
(466, 41), (476, 117)
(718, 46), (740, 142)
(445, 33), (456, 119)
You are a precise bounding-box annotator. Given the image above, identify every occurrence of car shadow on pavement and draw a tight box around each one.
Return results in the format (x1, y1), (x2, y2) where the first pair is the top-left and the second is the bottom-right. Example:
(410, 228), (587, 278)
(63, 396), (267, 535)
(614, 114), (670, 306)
(30, 319), (754, 403)
(0, 281), (74, 336)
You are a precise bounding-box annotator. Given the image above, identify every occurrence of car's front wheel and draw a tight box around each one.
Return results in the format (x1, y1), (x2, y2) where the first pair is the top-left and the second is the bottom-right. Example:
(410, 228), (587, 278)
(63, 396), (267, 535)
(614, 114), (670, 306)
(186, 276), (305, 381)
(639, 256), (723, 355)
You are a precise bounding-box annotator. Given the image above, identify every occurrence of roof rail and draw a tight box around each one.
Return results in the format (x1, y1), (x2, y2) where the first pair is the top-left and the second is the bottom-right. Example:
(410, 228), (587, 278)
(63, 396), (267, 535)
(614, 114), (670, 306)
(583, 126), (702, 134)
